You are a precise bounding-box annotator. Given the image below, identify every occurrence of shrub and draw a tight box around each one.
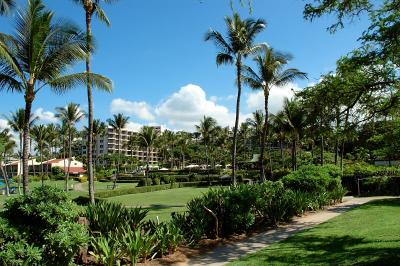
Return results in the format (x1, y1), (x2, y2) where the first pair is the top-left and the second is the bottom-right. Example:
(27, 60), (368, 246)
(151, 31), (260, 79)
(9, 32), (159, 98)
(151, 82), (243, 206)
(138, 178), (152, 187)
(281, 164), (341, 193)
(254, 181), (294, 225)
(1, 186), (88, 265)
(152, 177), (160, 186)
(86, 201), (148, 235)
(176, 176), (190, 183)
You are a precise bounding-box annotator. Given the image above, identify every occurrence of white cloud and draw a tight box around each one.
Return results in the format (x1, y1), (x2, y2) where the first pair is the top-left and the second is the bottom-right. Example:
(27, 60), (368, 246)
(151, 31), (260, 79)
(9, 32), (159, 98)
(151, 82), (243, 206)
(246, 83), (301, 114)
(34, 108), (59, 123)
(125, 122), (143, 132)
(0, 119), (9, 131)
(110, 98), (155, 121)
(155, 84), (249, 131)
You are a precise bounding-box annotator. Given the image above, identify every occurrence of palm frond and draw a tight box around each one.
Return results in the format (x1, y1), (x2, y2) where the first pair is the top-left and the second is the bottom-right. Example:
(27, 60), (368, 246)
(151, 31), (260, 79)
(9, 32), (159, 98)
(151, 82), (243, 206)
(216, 53), (234, 66)
(205, 30), (233, 54)
(48, 72), (113, 94)
(94, 3), (111, 26)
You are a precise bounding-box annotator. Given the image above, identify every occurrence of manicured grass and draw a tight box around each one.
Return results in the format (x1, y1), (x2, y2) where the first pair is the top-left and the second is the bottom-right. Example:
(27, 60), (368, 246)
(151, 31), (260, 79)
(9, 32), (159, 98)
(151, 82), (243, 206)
(0, 180), (85, 207)
(230, 198), (400, 265)
(107, 187), (211, 221)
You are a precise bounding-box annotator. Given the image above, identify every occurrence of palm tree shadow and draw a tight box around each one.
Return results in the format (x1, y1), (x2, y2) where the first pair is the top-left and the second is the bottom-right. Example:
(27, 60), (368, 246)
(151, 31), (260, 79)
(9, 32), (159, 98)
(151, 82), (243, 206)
(240, 234), (400, 265)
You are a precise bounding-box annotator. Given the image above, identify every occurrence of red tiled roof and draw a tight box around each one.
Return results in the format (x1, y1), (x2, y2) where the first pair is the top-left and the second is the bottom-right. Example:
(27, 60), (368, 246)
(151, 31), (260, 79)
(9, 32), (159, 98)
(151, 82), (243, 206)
(46, 159), (64, 164)
(63, 167), (86, 174)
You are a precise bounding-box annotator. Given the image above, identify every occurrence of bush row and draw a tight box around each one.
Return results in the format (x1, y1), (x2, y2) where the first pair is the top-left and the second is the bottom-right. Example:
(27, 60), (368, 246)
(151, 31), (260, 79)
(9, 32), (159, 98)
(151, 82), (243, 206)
(172, 165), (346, 241)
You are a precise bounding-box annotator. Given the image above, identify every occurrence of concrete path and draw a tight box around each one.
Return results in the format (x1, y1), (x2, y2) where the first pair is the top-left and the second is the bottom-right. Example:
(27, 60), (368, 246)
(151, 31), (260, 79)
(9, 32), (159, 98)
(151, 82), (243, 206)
(73, 182), (85, 192)
(177, 196), (394, 266)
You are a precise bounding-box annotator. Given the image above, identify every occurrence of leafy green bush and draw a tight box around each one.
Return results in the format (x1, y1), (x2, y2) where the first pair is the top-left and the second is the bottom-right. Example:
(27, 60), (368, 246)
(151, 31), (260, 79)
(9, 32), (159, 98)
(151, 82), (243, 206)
(152, 177), (160, 185)
(86, 201), (148, 235)
(0, 186), (88, 265)
(281, 164), (341, 193)
(138, 178), (153, 187)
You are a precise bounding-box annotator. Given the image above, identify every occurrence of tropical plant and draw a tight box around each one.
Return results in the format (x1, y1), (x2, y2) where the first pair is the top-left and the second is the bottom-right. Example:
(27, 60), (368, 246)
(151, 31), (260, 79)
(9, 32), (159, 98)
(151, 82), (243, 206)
(0, 129), (15, 196)
(56, 103), (85, 191)
(5, 109), (37, 193)
(70, 0), (118, 205)
(205, 13), (266, 185)
(135, 126), (159, 176)
(196, 116), (217, 181)
(107, 113), (129, 179)
(0, 0), (112, 195)
(30, 125), (49, 185)
(274, 98), (307, 171)
(242, 47), (307, 181)
(86, 201), (148, 235)
(90, 235), (122, 266)
(0, 0), (14, 15)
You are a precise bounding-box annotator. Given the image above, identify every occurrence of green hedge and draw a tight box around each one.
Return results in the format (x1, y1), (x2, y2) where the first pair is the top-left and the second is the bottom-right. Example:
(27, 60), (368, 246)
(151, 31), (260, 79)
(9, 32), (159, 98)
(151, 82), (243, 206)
(95, 181), (218, 199)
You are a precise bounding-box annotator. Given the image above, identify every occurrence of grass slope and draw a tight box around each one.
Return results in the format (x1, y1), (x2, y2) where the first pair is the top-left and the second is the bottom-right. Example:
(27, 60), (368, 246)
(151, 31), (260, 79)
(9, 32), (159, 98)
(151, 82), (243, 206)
(230, 198), (400, 265)
(107, 187), (210, 221)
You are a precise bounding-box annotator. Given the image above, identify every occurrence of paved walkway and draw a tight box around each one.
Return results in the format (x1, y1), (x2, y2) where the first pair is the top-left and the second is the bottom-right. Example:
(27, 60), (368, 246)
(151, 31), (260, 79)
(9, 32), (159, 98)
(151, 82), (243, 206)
(176, 196), (395, 266)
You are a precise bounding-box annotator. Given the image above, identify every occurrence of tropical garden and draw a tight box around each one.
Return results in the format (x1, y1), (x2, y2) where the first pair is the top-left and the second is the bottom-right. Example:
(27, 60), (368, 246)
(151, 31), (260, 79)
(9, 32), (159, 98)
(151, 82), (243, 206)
(0, 0), (399, 265)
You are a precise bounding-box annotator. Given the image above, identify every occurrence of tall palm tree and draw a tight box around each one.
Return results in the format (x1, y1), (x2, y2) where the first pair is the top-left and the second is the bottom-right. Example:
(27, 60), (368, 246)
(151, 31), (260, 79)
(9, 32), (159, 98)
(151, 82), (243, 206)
(277, 98), (307, 171)
(30, 125), (49, 186)
(0, 0), (112, 195)
(0, 129), (15, 196)
(56, 103), (85, 191)
(242, 47), (307, 181)
(135, 126), (159, 177)
(71, 0), (119, 204)
(5, 109), (37, 194)
(85, 119), (107, 173)
(107, 113), (129, 176)
(196, 116), (218, 181)
(205, 13), (266, 185)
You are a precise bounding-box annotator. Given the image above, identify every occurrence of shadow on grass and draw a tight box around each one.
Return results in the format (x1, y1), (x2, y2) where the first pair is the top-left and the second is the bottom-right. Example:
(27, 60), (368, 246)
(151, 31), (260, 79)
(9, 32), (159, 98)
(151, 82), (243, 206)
(145, 204), (185, 211)
(358, 198), (400, 209)
(237, 234), (400, 265)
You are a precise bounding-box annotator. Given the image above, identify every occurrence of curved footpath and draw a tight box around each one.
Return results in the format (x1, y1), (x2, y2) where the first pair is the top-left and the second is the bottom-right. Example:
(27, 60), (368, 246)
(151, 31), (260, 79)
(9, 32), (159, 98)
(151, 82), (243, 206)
(172, 196), (396, 266)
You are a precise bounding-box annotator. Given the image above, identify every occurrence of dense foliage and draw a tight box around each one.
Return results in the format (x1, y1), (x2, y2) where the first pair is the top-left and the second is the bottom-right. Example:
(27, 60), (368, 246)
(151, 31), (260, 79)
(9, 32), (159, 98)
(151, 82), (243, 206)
(172, 165), (346, 242)
(0, 186), (88, 265)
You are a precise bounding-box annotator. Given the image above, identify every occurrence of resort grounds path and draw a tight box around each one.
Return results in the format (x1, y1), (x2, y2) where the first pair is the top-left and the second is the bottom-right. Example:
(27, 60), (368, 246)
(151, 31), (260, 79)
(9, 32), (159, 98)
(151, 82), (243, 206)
(172, 196), (397, 266)
(73, 182), (85, 192)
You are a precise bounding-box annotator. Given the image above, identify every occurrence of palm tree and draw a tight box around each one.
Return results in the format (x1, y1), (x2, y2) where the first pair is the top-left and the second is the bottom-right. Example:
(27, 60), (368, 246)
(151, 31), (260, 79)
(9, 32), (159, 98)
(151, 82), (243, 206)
(0, 129), (15, 196)
(196, 116), (218, 181)
(71, 0), (119, 204)
(5, 109), (37, 194)
(242, 47), (307, 181)
(56, 103), (85, 191)
(30, 125), (49, 186)
(85, 119), (107, 173)
(205, 13), (266, 185)
(107, 113), (129, 176)
(135, 126), (159, 177)
(277, 98), (307, 171)
(0, 0), (112, 195)
(0, 0), (14, 15)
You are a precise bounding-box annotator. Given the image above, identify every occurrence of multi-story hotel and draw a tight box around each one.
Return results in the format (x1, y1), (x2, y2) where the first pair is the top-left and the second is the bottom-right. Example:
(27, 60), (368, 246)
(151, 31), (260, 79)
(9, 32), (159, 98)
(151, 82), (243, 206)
(83, 126), (161, 166)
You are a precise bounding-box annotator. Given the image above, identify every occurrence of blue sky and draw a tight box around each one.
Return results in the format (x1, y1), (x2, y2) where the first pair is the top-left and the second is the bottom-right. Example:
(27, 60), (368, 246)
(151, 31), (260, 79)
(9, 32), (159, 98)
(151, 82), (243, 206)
(0, 0), (370, 132)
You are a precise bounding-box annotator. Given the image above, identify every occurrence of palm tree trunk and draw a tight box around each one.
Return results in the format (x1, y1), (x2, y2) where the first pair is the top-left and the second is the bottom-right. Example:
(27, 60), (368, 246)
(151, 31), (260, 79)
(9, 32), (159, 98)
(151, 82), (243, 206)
(0, 163), (9, 196)
(320, 135), (324, 166)
(86, 10), (95, 204)
(231, 59), (242, 186)
(146, 147), (150, 177)
(66, 132), (72, 192)
(22, 93), (34, 195)
(259, 89), (269, 183)
(18, 133), (22, 194)
(40, 145), (44, 187)
(292, 139), (297, 171)
(280, 140), (284, 168)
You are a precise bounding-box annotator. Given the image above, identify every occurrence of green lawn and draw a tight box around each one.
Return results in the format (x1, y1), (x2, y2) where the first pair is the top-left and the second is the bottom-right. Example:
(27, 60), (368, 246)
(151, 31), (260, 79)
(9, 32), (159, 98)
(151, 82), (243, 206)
(107, 187), (211, 221)
(79, 181), (138, 192)
(230, 198), (400, 265)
